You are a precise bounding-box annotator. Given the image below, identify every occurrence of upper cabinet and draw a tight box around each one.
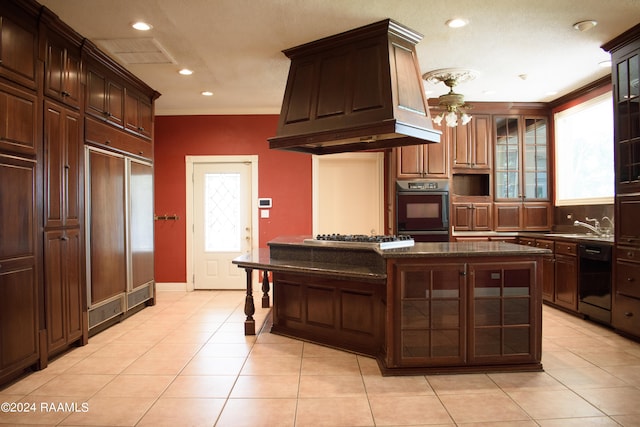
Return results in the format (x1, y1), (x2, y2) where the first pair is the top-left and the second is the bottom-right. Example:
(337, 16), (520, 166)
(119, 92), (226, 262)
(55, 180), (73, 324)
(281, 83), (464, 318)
(606, 31), (640, 194)
(395, 122), (448, 178)
(451, 114), (491, 172)
(125, 89), (153, 140)
(493, 115), (551, 231)
(43, 32), (82, 108)
(86, 66), (124, 128)
(0, 2), (38, 89)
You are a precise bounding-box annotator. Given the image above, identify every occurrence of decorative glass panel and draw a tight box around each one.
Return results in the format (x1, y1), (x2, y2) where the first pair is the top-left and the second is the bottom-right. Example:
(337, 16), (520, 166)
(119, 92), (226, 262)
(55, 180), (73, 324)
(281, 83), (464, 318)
(431, 330), (460, 357)
(504, 327), (530, 354)
(204, 172), (240, 252)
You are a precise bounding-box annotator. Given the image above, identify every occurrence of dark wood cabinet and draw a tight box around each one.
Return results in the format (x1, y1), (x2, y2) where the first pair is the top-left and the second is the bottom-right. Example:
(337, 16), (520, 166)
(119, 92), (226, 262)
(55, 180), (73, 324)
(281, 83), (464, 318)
(0, 0), (157, 386)
(604, 24), (640, 339)
(125, 89), (153, 140)
(0, 154), (40, 383)
(86, 67), (124, 128)
(395, 121), (448, 178)
(0, 2), (38, 89)
(44, 101), (81, 229)
(493, 116), (551, 231)
(452, 202), (492, 231)
(43, 33), (82, 109)
(554, 242), (578, 312)
(395, 262), (466, 366)
(451, 114), (491, 171)
(0, 80), (39, 156)
(470, 261), (539, 363)
(44, 228), (84, 355)
(389, 257), (542, 371)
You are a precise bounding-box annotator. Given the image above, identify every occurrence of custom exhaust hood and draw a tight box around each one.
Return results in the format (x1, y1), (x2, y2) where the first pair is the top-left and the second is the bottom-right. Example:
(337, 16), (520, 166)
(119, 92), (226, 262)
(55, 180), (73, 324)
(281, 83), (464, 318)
(268, 19), (441, 155)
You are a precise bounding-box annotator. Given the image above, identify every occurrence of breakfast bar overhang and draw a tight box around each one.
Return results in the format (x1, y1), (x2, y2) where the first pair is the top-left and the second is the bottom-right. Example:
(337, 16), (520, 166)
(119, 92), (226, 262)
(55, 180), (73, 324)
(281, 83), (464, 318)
(233, 236), (551, 375)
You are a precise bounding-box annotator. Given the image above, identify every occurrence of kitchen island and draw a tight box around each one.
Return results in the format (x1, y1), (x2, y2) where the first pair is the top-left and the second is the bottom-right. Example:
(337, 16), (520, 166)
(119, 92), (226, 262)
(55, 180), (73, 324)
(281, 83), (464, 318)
(233, 236), (551, 375)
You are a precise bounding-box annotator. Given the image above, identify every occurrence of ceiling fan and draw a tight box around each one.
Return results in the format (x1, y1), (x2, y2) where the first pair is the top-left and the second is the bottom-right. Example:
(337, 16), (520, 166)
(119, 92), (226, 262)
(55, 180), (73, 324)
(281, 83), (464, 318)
(422, 68), (479, 127)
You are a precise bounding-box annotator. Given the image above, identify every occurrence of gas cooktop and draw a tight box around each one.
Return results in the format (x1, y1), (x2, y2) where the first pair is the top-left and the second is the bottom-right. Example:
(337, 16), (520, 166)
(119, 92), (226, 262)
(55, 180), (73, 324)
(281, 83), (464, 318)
(305, 234), (415, 250)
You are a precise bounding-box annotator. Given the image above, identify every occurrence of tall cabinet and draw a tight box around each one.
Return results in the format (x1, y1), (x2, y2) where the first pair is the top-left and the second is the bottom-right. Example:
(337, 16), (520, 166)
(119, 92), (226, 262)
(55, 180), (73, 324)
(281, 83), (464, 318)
(603, 24), (640, 339)
(0, 0), (42, 385)
(493, 115), (552, 231)
(0, 0), (158, 386)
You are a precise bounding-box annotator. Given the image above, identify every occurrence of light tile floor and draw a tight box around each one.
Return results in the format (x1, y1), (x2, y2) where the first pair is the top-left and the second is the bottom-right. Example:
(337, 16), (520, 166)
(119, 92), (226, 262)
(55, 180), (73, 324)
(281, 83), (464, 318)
(1, 290), (640, 426)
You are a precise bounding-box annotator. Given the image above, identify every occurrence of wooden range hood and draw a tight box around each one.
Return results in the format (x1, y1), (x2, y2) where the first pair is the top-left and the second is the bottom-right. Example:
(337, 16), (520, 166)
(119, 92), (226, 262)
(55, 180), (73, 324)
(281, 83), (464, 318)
(268, 19), (441, 155)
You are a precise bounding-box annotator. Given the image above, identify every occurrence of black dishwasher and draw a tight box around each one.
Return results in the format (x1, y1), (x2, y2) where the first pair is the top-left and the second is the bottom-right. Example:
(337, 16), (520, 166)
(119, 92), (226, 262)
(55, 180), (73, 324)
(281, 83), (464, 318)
(578, 243), (612, 325)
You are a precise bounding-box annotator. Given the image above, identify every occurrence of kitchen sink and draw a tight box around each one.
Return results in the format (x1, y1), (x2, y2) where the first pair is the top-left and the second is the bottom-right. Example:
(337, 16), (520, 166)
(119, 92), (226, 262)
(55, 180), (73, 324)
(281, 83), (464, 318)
(544, 233), (614, 242)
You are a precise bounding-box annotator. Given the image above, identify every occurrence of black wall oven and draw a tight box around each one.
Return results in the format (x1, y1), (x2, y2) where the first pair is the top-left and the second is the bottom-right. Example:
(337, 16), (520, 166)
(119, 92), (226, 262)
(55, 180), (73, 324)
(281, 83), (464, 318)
(396, 180), (449, 242)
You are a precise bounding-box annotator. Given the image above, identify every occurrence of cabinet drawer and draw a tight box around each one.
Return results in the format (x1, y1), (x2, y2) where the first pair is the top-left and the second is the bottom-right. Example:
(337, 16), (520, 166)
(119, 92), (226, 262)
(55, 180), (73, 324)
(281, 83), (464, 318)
(555, 242), (577, 256)
(535, 239), (554, 251)
(616, 261), (640, 299)
(85, 117), (152, 160)
(518, 237), (536, 247)
(612, 293), (640, 337)
(617, 247), (640, 263)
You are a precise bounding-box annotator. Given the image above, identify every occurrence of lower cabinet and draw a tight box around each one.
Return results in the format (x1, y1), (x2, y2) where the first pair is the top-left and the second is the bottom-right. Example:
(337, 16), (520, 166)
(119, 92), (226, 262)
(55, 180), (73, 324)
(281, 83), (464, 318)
(452, 202), (492, 231)
(272, 272), (385, 356)
(554, 242), (578, 312)
(44, 228), (85, 355)
(0, 154), (41, 383)
(389, 259), (542, 372)
(613, 246), (640, 337)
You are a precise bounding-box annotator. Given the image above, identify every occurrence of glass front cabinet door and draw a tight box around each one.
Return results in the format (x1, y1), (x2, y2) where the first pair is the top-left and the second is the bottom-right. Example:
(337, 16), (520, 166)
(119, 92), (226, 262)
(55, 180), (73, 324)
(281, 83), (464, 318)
(494, 115), (551, 231)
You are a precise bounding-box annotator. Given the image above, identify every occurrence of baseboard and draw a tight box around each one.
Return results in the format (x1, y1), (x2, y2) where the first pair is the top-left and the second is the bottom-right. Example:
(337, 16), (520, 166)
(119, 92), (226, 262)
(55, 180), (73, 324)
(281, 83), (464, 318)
(156, 282), (188, 291)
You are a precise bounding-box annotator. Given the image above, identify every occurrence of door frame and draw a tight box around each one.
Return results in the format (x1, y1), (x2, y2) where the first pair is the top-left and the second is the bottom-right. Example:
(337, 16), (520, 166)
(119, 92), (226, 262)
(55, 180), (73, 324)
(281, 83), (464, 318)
(185, 155), (259, 291)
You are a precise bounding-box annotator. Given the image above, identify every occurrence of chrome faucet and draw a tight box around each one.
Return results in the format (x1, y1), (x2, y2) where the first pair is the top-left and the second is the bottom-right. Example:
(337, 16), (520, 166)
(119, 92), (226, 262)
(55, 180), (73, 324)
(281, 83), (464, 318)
(601, 216), (614, 236)
(574, 218), (603, 235)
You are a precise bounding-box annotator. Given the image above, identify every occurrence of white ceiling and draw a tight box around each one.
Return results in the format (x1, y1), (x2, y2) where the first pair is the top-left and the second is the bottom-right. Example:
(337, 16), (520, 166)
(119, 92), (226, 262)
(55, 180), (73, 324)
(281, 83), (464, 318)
(39, 0), (640, 116)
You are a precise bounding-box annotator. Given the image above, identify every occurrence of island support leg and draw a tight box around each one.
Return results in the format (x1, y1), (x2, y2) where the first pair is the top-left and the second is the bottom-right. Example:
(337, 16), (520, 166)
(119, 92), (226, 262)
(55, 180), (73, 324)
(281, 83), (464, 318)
(261, 270), (271, 308)
(244, 267), (255, 335)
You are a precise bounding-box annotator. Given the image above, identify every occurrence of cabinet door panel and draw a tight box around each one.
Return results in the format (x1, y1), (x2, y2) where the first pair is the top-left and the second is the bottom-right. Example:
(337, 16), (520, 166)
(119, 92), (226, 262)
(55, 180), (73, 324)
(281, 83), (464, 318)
(65, 229), (84, 342)
(88, 149), (126, 304)
(44, 102), (81, 228)
(0, 264), (38, 370)
(0, 14), (37, 88)
(44, 231), (65, 351)
(0, 155), (35, 258)
(555, 254), (578, 311)
(130, 161), (154, 288)
(0, 82), (38, 156)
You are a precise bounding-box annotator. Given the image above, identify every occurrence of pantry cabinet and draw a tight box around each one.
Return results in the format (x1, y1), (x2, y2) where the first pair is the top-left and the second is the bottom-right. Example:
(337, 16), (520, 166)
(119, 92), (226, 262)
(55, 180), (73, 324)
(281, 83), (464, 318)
(0, 0), (158, 385)
(493, 115), (551, 231)
(603, 24), (640, 339)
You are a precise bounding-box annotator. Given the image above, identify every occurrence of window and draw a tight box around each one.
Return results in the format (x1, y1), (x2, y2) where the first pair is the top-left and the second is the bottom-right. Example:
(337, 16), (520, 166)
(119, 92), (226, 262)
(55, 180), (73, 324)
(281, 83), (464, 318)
(554, 92), (614, 205)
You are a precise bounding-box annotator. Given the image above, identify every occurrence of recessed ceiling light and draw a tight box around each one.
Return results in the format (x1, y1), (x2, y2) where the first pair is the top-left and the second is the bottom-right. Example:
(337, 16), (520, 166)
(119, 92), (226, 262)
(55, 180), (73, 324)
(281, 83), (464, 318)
(573, 20), (597, 32)
(179, 68), (193, 75)
(445, 18), (468, 28)
(546, 90), (558, 96)
(201, 91), (213, 96)
(132, 21), (152, 31)
(599, 60), (612, 68)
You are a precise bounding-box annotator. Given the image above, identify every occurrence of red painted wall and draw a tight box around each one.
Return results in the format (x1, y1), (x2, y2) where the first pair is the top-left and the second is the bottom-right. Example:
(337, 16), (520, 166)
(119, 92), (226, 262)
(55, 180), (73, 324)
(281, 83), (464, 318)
(153, 115), (313, 283)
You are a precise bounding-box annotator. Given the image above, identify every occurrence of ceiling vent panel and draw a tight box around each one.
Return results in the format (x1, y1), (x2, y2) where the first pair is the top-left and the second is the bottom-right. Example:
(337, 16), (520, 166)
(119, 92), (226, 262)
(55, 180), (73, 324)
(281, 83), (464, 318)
(95, 38), (176, 64)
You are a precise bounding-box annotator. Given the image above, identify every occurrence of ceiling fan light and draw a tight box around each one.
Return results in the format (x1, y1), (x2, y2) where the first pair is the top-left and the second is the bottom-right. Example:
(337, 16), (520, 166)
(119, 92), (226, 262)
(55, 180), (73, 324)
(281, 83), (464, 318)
(461, 113), (472, 125)
(445, 111), (458, 127)
(432, 113), (444, 126)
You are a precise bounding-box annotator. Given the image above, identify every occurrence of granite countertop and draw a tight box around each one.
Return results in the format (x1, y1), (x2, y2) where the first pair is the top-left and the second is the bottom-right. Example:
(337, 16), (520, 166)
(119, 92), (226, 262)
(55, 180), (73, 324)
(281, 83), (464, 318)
(233, 237), (551, 282)
(452, 230), (614, 244)
(267, 235), (551, 257)
(232, 248), (387, 282)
